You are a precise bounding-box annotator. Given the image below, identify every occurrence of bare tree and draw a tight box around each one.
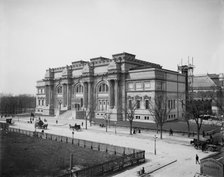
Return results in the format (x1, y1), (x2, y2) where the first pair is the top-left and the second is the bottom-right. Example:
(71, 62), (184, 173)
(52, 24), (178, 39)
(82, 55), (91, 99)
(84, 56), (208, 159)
(103, 110), (112, 132)
(180, 100), (192, 137)
(0, 94), (35, 115)
(148, 95), (170, 139)
(125, 99), (137, 135)
(187, 99), (208, 147)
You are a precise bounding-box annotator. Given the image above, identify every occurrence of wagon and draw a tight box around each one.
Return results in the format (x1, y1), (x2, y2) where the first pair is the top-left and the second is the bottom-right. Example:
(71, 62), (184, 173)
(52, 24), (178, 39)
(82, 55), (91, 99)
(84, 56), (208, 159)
(35, 120), (48, 129)
(69, 124), (81, 131)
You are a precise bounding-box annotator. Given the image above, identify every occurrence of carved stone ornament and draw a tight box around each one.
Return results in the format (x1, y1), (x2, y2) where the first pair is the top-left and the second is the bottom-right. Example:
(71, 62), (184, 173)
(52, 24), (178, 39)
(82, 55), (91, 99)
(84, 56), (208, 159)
(107, 60), (117, 70)
(127, 95), (134, 100)
(62, 67), (68, 76)
(135, 95), (142, 100)
(144, 95), (150, 100)
(82, 64), (91, 74)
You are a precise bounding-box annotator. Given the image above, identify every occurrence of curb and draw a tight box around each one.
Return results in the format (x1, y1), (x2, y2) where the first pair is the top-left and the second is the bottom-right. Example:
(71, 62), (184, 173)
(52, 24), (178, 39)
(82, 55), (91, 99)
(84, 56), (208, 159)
(142, 160), (177, 176)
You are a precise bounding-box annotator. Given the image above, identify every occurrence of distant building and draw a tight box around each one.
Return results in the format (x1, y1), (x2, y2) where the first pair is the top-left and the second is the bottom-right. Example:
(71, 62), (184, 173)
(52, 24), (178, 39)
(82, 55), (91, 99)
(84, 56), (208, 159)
(191, 74), (224, 115)
(36, 52), (186, 122)
(200, 151), (224, 177)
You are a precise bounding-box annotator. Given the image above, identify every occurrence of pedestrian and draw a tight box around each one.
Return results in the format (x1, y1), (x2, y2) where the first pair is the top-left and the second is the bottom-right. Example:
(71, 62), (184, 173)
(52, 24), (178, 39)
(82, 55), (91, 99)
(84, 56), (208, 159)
(169, 128), (173, 136)
(202, 130), (205, 137)
(56, 120), (58, 124)
(82, 122), (83, 127)
(141, 167), (145, 174)
(133, 129), (136, 134)
(138, 129), (141, 133)
(196, 154), (200, 164)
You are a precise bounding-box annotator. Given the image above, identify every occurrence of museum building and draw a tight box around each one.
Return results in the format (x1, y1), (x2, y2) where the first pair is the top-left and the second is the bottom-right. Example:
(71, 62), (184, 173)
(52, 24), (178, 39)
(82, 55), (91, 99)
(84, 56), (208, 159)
(36, 52), (186, 122)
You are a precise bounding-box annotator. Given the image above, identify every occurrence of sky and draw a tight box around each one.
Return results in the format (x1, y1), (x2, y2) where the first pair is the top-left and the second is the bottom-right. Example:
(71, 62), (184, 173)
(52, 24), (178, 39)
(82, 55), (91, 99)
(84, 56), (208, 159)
(0, 0), (224, 95)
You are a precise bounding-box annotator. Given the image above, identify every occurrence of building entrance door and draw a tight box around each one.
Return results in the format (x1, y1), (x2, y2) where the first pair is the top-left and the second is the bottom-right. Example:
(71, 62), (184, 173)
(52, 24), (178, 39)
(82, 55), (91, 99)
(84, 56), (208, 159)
(75, 104), (80, 110)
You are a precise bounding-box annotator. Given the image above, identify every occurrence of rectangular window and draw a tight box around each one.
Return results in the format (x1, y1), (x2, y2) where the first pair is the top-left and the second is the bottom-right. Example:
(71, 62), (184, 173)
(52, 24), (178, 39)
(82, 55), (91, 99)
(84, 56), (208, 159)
(168, 100), (171, 109)
(136, 82), (143, 90)
(128, 100), (132, 109)
(38, 99), (41, 106)
(135, 116), (140, 119)
(136, 100), (140, 109)
(144, 116), (149, 120)
(145, 100), (149, 109)
(168, 100), (176, 109)
(144, 82), (151, 90)
(42, 100), (44, 106)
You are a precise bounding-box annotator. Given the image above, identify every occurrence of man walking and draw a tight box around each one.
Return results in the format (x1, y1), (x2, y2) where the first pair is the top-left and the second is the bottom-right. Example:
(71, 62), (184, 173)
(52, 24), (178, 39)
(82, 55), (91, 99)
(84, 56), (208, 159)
(196, 154), (200, 164)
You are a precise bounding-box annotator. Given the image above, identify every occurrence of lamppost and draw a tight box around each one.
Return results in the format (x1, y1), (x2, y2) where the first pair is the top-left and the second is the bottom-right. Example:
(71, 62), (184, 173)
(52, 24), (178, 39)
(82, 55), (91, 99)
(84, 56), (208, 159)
(72, 131), (74, 144)
(114, 122), (117, 134)
(154, 135), (157, 155)
(84, 108), (88, 130)
(105, 113), (108, 132)
(103, 112), (108, 132)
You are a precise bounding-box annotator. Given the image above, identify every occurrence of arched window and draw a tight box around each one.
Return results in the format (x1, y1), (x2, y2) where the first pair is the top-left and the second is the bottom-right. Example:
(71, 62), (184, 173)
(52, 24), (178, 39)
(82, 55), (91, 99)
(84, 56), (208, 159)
(57, 86), (62, 94)
(98, 83), (108, 93)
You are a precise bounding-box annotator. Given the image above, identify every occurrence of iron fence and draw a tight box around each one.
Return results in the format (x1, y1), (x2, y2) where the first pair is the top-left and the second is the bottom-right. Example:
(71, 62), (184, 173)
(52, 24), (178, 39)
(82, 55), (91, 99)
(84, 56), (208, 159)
(0, 123), (145, 177)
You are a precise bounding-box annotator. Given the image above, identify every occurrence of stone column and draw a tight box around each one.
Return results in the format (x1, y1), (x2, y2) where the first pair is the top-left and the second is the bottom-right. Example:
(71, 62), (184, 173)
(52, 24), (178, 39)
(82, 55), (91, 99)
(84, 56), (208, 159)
(63, 84), (67, 107)
(88, 82), (92, 110)
(109, 80), (114, 109)
(45, 85), (49, 106)
(114, 80), (119, 109)
(83, 82), (88, 109)
(88, 81), (93, 123)
(49, 84), (54, 115)
(67, 84), (71, 110)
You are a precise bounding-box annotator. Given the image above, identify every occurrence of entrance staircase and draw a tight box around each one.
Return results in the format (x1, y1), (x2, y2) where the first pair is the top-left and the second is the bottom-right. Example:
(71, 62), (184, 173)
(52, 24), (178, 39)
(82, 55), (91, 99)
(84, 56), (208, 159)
(56, 110), (73, 120)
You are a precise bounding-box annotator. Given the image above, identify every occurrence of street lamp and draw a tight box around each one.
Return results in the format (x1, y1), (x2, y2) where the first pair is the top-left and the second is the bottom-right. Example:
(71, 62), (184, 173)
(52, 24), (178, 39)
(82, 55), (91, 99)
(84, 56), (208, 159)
(154, 135), (157, 155)
(114, 122), (117, 134)
(72, 131), (74, 144)
(84, 108), (88, 130)
(105, 113), (108, 132)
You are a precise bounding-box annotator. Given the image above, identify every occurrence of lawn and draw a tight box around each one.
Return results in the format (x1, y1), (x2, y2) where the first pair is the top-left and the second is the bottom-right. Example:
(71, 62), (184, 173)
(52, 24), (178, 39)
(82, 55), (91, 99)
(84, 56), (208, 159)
(0, 130), (119, 177)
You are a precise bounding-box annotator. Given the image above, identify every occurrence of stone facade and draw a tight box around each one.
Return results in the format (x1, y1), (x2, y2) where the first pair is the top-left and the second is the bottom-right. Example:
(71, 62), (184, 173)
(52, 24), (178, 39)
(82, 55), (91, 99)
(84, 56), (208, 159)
(36, 52), (186, 122)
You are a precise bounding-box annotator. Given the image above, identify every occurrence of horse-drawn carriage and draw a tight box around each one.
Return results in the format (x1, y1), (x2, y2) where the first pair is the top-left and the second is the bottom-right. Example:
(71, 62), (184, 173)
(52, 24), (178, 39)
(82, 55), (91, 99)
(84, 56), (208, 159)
(35, 119), (48, 129)
(6, 118), (13, 124)
(190, 137), (222, 152)
(69, 124), (81, 131)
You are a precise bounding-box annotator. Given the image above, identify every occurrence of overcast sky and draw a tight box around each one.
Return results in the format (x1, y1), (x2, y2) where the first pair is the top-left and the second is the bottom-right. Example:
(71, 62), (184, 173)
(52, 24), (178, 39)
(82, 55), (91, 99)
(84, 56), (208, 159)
(0, 0), (224, 95)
